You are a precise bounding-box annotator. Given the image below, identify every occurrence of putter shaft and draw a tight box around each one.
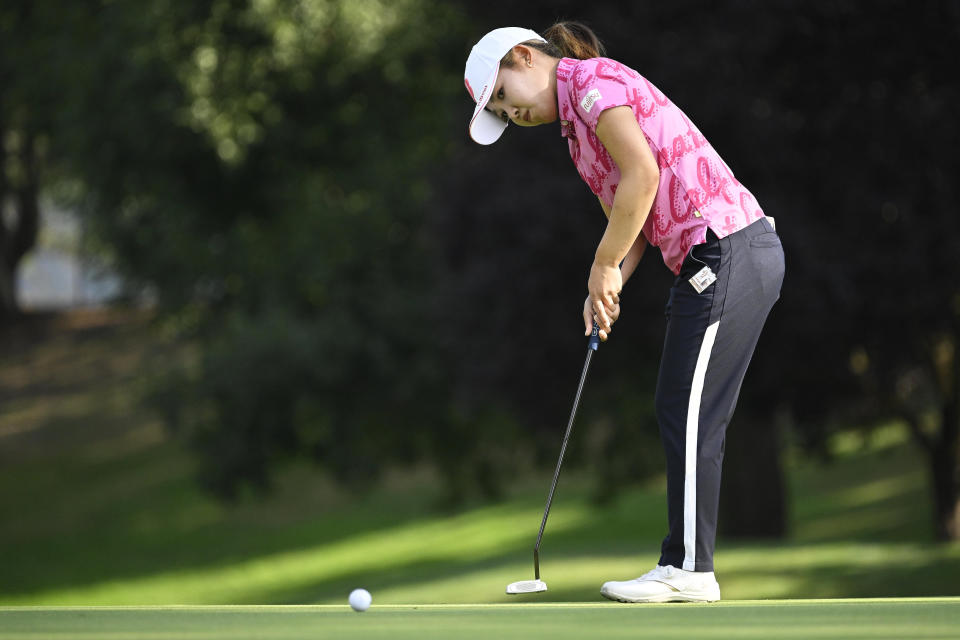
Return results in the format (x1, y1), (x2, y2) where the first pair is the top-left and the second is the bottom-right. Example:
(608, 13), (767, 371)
(533, 346), (595, 580)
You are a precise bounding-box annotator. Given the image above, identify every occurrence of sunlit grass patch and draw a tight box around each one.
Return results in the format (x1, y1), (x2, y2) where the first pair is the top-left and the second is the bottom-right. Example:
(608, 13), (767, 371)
(0, 311), (958, 608)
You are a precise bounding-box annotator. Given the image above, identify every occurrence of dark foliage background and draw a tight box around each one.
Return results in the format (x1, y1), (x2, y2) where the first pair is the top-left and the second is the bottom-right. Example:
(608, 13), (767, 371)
(2, 0), (957, 537)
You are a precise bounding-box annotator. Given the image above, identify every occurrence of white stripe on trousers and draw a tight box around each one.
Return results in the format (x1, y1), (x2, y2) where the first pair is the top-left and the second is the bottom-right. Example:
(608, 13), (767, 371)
(683, 320), (720, 571)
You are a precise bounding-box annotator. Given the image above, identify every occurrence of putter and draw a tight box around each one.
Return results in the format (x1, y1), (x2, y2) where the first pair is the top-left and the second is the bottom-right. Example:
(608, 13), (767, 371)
(506, 321), (601, 594)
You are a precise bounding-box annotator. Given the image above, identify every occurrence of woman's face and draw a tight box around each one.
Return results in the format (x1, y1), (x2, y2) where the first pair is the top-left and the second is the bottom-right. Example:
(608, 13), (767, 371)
(484, 47), (558, 128)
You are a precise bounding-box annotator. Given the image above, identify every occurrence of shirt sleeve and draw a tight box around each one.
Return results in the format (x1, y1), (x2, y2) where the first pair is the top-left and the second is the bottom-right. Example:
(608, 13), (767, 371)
(568, 59), (635, 133)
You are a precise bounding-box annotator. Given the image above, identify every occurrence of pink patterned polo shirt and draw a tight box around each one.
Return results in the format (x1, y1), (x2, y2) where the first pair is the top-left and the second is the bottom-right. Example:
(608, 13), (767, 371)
(556, 57), (766, 274)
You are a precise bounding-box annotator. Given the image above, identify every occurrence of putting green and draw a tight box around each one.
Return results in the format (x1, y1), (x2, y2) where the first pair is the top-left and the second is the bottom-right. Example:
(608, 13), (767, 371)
(1, 599), (958, 640)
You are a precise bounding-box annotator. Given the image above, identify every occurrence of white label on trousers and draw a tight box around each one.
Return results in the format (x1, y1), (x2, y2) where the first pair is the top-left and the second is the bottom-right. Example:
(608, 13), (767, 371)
(690, 266), (717, 293)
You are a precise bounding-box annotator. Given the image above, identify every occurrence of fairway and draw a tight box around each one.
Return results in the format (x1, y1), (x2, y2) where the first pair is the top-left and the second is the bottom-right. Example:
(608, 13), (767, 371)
(1, 599), (958, 640)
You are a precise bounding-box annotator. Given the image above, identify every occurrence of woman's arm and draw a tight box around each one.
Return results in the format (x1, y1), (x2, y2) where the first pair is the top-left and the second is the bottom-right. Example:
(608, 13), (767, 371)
(587, 106), (660, 338)
(598, 198), (648, 284)
(582, 218), (647, 337)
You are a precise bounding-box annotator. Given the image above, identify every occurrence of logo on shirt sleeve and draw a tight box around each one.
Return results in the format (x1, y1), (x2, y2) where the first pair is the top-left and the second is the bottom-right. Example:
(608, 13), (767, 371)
(580, 88), (602, 113)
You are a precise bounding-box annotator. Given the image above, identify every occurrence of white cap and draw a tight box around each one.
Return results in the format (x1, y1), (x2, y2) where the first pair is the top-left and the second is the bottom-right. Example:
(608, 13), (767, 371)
(464, 27), (546, 145)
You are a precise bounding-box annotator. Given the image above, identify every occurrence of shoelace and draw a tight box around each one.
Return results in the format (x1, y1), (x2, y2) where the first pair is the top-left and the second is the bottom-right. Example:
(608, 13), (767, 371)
(636, 565), (676, 581)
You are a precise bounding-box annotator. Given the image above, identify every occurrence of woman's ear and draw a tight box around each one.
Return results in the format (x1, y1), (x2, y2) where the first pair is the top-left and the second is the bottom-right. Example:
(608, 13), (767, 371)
(511, 44), (534, 68)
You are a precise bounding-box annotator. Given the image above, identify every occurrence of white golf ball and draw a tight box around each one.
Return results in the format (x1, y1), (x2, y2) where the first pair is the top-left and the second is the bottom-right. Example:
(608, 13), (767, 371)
(349, 588), (372, 612)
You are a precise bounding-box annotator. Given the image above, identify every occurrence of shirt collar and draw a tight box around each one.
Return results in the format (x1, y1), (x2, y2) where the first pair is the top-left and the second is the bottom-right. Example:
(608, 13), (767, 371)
(556, 58), (578, 139)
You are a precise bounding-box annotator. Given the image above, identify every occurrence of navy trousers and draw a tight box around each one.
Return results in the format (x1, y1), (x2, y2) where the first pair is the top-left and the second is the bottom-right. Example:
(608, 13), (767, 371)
(655, 217), (784, 572)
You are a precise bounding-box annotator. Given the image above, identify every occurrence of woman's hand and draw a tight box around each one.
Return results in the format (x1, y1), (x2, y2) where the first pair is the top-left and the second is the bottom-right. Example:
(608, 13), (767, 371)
(583, 295), (620, 341)
(587, 261), (623, 340)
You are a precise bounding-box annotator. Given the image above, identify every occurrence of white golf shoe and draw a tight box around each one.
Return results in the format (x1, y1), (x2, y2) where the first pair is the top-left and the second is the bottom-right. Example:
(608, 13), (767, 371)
(600, 565), (721, 603)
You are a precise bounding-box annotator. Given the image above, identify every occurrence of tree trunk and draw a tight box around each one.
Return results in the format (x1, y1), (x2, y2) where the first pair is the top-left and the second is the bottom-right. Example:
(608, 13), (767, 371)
(0, 260), (17, 320)
(0, 117), (13, 321)
(718, 413), (788, 538)
(0, 127), (41, 323)
(12, 134), (40, 267)
(930, 442), (959, 541)
(931, 340), (960, 540)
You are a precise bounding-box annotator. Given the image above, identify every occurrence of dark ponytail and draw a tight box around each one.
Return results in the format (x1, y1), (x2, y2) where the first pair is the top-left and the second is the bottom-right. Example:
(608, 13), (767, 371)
(501, 21), (606, 67)
(541, 21), (605, 59)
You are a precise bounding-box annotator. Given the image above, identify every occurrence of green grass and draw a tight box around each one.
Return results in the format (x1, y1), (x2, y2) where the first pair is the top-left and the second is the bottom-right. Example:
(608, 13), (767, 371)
(0, 310), (958, 609)
(1, 601), (959, 640)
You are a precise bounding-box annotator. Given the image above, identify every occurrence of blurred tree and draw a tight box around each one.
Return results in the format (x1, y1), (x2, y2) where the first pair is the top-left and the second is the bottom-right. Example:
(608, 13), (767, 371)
(125, 0), (477, 498)
(747, 1), (960, 540)
(11, 0), (480, 499)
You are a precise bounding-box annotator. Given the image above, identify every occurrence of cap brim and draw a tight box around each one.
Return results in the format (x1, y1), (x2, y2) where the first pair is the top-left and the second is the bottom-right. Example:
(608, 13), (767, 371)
(468, 64), (507, 145)
(470, 109), (508, 145)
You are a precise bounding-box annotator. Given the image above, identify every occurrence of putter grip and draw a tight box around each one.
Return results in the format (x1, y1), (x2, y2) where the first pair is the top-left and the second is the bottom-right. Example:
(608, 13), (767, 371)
(589, 321), (600, 351)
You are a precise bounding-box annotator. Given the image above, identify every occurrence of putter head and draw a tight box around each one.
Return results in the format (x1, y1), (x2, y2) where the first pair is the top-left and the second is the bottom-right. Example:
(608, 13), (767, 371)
(506, 579), (548, 594)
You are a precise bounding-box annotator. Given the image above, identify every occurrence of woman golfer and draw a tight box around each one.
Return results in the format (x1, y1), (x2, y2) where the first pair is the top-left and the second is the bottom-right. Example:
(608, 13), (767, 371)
(464, 22), (785, 602)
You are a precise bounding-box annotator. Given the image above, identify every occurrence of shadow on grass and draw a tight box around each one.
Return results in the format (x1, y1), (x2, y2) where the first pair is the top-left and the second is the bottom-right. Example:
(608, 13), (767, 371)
(3, 430), (956, 603)
(1, 311), (957, 604)
(3, 453), (959, 603)
(718, 539), (960, 599)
